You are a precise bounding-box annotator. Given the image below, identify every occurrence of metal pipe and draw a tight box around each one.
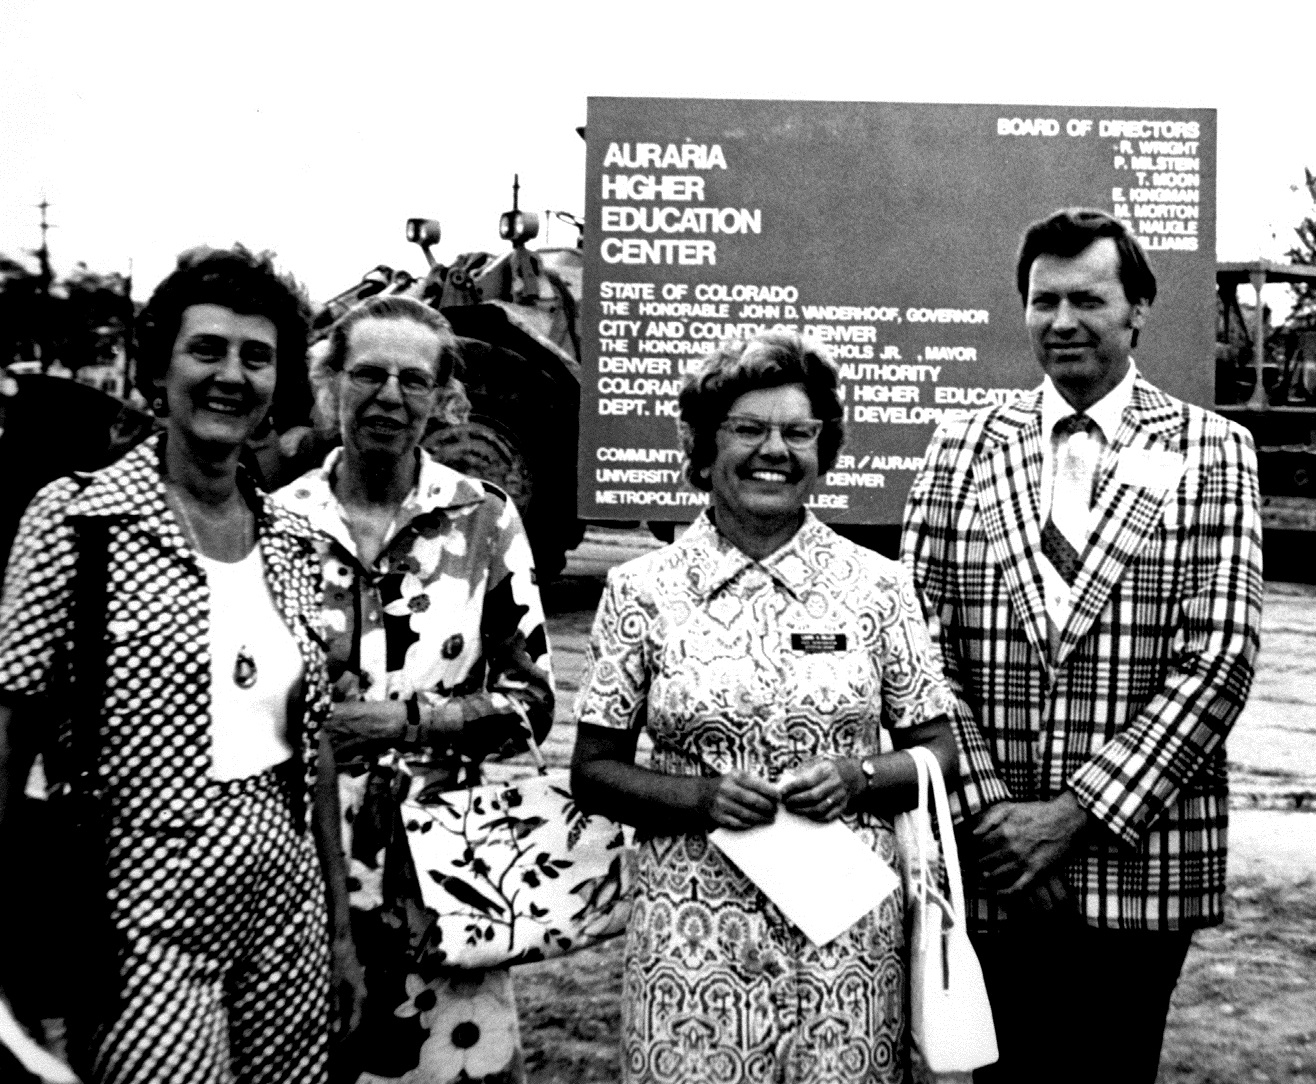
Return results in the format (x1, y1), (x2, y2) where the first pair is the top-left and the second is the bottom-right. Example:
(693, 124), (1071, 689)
(1248, 268), (1269, 410)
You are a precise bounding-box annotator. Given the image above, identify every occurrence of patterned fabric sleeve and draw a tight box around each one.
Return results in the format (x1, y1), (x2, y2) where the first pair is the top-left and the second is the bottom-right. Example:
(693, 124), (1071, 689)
(573, 565), (653, 732)
(0, 478), (79, 699)
(1067, 422), (1264, 848)
(901, 421), (1013, 819)
(425, 494), (555, 756)
(876, 563), (956, 730)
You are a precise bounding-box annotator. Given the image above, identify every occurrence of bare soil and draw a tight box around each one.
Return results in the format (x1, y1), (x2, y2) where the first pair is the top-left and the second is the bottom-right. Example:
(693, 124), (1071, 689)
(514, 869), (1316, 1084)
(518, 536), (1316, 1083)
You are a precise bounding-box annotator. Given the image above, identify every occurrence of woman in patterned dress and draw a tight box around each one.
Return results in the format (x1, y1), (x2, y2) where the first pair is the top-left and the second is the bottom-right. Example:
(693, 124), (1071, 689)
(572, 330), (959, 1084)
(276, 295), (554, 1084)
(0, 245), (362, 1083)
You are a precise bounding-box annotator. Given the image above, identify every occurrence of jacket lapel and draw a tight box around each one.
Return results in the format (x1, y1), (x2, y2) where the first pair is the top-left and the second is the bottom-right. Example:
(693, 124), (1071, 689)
(969, 396), (1052, 666)
(1055, 378), (1185, 663)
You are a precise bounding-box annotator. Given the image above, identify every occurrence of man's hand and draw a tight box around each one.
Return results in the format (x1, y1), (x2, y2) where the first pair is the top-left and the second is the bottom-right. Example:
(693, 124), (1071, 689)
(700, 771), (779, 831)
(779, 758), (862, 822)
(330, 930), (366, 1038)
(972, 793), (1090, 896)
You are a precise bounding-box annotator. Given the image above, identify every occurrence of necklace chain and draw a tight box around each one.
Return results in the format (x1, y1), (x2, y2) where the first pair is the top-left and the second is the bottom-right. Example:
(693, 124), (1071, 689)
(164, 481), (260, 688)
(165, 482), (252, 557)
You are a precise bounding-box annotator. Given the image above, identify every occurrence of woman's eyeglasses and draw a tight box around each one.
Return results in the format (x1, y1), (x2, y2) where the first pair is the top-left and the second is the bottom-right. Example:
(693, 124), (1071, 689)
(343, 364), (437, 398)
(719, 415), (824, 449)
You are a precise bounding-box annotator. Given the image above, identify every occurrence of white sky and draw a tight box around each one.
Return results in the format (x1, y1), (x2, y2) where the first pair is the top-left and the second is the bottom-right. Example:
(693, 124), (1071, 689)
(2, 0), (1314, 305)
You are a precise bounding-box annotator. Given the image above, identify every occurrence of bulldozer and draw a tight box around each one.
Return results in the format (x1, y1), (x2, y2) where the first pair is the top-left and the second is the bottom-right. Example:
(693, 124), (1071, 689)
(308, 180), (587, 580)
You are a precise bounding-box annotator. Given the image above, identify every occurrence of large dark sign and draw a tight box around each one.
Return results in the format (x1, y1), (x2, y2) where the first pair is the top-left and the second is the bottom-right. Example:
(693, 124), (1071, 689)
(578, 98), (1216, 524)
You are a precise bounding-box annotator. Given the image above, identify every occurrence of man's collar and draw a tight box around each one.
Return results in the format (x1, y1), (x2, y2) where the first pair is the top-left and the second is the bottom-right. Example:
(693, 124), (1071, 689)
(1040, 358), (1137, 441)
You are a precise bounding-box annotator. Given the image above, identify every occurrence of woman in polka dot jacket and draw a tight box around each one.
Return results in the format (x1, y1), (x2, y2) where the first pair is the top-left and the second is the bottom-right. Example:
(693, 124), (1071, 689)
(0, 245), (364, 1084)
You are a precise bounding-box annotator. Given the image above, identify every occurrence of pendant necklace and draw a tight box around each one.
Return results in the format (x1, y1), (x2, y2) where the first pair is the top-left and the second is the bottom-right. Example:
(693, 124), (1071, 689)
(166, 482), (260, 690)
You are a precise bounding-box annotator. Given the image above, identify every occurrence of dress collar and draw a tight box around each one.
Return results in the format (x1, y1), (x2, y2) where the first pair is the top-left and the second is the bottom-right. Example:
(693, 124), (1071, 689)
(685, 509), (822, 601)
(275, 446), (487, 563)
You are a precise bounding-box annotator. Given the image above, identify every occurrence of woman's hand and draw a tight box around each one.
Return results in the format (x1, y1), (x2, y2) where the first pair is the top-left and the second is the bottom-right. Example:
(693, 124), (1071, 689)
(329, 930), (366, 1038)
(327, 700), (405, 748)
(700, 771), (780, 830)
(779, 757), (862, 822)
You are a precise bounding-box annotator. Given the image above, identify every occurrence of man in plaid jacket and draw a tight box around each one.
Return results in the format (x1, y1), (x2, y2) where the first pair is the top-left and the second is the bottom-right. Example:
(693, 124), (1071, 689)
(901, 208), (1263, 1084)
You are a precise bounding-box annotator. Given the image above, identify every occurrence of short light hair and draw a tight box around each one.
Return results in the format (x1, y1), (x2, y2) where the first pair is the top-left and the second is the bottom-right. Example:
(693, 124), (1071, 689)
(310, 294), (469, 430)
(677, 330), (844, 490)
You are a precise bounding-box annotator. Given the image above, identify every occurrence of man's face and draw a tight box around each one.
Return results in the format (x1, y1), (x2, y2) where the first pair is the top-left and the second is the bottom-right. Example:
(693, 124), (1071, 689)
(1025, 237), (1147, 412)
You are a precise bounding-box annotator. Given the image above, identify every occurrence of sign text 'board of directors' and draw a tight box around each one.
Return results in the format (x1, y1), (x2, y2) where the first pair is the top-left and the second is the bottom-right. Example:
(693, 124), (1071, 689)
(577, 98), (1216, 523)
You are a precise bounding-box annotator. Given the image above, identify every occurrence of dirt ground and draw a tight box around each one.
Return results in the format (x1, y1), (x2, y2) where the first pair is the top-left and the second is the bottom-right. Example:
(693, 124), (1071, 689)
(514, 530), (1316, 1084)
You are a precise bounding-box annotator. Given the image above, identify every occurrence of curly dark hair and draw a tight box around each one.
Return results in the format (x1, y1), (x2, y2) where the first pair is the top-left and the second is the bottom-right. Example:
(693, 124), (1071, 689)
(678, 330), (844, 490)
(134, 244), (312, 427)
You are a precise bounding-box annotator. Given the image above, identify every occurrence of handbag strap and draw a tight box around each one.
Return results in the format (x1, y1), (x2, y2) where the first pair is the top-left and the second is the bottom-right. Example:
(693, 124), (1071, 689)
(906, 745), (967, 925)
(509, 700), (548, 775)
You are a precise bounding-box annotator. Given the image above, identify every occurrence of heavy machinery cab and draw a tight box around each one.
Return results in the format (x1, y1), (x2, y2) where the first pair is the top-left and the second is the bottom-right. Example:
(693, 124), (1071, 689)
(307, 192), (586, 581)
(1214, 261), (1316, 566)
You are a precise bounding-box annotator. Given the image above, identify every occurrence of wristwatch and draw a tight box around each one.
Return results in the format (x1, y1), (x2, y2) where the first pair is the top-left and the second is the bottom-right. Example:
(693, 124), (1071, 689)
(403, 697), (422, 748)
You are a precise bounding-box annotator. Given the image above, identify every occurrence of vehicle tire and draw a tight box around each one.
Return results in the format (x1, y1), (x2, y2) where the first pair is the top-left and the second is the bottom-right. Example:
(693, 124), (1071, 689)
(424, 414), (532, 515)
(422, 415), (570, 582)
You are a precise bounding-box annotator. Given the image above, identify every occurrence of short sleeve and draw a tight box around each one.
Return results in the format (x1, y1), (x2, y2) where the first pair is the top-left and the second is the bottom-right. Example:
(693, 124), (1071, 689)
(573, 565), (654, 732)
(876, 564), (954, 730)
(0, 479), (80, 698)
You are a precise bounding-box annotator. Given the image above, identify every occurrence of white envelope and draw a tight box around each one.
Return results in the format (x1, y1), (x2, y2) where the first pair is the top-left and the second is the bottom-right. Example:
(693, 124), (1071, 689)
(710, 811), (900, 946)
(1113, 446), (1185, 493)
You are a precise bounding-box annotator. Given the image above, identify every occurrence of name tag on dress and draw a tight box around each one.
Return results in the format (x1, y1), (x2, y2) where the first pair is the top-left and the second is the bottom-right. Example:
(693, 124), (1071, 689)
(791, 632), (847, 653)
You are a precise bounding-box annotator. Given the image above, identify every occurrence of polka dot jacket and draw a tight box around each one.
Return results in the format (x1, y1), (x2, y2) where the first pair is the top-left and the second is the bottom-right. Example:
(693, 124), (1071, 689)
(0, 433), (332, 834)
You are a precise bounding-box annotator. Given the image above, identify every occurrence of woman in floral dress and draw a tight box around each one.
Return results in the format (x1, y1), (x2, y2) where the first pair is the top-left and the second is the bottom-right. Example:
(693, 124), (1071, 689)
(572, 331), (958, 1084)
(278, 295), (553, 1084)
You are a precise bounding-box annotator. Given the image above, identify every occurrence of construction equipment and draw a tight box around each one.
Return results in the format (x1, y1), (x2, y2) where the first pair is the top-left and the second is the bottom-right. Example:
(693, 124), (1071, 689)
(311, 179), (586, 580)
(1214, 261), (1316, 546)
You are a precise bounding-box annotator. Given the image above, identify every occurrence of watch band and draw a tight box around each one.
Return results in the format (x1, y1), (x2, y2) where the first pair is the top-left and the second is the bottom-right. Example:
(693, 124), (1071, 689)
(403, 697), (422, 748)
(860, 756), (878, 790)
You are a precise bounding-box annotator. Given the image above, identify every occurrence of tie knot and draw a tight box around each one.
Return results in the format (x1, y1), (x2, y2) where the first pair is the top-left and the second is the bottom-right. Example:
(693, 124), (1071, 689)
(1053, 413), (1096, 441)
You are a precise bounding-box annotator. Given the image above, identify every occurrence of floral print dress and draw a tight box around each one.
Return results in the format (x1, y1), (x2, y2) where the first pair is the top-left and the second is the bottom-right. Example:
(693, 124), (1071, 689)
(575, 512), (954, 1084)
(277, 448), (554, 1084)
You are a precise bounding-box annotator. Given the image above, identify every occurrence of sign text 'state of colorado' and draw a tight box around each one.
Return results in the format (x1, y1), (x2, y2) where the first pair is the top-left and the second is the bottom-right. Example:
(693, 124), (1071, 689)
(577, 98), (1216, 524)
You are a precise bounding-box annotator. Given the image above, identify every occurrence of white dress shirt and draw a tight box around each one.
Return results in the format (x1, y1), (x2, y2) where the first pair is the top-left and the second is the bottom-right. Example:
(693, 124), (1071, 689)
(1038, 359), (1137, 627)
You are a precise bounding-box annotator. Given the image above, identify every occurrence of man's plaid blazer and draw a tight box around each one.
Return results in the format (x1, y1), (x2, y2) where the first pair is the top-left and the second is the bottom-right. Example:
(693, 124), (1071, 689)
(901, 374), (1263, 931)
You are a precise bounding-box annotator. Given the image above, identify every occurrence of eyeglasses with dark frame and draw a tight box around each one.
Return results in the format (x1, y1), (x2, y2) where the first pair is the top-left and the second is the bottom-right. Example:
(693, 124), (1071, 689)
(343, 363), (438, 399)
(719, 414), (824, 449)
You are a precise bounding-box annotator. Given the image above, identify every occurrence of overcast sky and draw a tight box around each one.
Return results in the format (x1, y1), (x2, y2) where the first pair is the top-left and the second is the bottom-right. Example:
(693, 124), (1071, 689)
(2, 0), (1313, 304)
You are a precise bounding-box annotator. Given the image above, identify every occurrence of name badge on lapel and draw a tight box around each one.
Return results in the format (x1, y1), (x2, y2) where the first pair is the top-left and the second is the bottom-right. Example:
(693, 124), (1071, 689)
(1113, 447), (1185, 493)
(791, 632), (847, 653)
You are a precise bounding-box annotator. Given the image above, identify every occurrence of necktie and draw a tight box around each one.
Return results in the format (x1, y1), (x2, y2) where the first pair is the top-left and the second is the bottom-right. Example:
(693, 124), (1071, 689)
(1041, 414), (1099, 586)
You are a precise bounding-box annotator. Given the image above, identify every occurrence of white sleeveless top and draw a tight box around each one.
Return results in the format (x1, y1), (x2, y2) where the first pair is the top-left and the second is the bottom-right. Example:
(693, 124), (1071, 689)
(200, 547), (301, 780)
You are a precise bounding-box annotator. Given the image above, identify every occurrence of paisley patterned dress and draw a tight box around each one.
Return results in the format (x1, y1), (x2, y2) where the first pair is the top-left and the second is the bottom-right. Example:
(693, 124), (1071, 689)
(575, 512), (953, 1084)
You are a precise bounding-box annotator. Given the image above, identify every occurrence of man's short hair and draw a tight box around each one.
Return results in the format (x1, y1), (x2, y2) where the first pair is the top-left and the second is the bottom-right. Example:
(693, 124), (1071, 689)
(1015, 208), (1158, 308)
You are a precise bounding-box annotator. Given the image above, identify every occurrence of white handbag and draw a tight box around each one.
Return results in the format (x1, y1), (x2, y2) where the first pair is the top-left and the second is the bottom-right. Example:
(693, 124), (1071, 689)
(900, 745), (999, 1075)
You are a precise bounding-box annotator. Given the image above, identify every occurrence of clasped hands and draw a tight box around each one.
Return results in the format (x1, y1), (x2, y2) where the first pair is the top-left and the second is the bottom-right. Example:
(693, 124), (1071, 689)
(700, 757), (863, 830)
(968, 793), (1090, 913)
